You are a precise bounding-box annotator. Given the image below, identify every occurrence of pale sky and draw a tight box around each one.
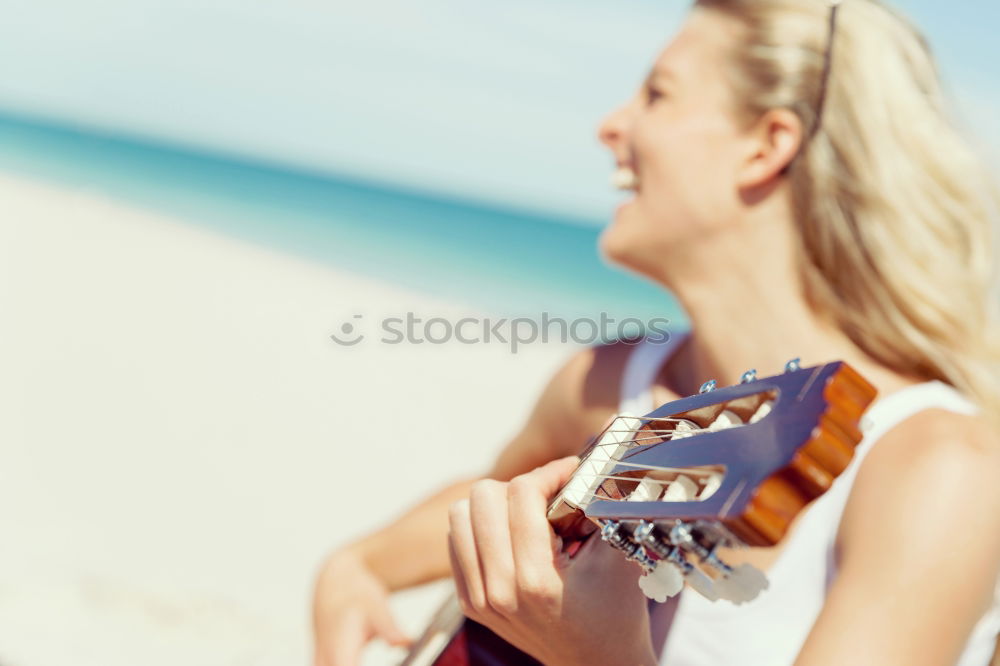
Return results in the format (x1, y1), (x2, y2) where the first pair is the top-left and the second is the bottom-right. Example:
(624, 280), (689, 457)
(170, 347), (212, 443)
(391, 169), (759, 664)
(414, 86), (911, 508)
(0, 0), (996, 222)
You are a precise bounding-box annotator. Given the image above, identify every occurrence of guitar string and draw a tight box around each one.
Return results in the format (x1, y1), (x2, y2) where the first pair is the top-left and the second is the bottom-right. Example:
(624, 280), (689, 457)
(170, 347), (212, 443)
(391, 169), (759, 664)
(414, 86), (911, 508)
(599, 419), (747, 438)
(586, 427), (739, 450)
(608, 411), (759, 425)
(574, 489), (706, 506)
(594, 424), (730, 441)
(564, 460), (723, 502)
(586, 400), (767, 443)
(570, 428), (731, 481)
(592, 431), (719, 446)
(570, 470), (722, 506)
(580, 413), (741, 451)
(586, 417), (698, 442)
(575, 457), (724, 476)
(572, 468), (718, 485)
(570, 414), (750, 478)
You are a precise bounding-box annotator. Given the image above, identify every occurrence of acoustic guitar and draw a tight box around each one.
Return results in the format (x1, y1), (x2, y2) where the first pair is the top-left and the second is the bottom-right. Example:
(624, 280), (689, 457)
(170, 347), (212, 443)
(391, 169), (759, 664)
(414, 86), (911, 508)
(402, 359), (877, 665)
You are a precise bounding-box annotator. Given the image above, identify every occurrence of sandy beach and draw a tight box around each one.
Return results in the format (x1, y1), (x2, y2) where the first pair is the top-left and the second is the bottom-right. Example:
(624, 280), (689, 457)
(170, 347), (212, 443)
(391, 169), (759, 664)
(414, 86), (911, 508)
(0, 173), (577, 665)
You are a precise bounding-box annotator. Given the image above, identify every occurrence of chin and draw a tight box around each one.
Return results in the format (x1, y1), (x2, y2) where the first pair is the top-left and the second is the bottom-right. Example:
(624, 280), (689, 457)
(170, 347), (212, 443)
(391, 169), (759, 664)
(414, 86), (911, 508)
(598, 220), (628, 262)
(599, 222), (648, 276)
(599, 213), (681, 286)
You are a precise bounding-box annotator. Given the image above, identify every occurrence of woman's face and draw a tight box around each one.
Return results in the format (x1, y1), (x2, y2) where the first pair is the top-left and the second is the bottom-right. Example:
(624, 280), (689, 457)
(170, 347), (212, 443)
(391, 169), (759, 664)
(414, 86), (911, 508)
(597, 8), (753, 278)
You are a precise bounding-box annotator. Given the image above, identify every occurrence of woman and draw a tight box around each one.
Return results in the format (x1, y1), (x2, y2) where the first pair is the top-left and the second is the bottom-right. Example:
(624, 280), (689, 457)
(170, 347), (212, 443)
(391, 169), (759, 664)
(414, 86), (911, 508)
(313, 0), (1000, 663)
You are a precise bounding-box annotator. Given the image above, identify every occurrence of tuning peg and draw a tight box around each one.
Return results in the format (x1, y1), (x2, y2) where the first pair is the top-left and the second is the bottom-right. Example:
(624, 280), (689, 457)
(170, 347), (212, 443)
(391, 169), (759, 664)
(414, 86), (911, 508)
(784, 358), (801, 373)
(685, 547), (768, 604)
(675, 555), (719, 601)
(665, 523), (769, 604)
(638, 560), (685, 602)
(699, 379), (718, 394)
(740, 369), (758, 384)
(631, 522), (722, 602)
(713, 563), (769, 605)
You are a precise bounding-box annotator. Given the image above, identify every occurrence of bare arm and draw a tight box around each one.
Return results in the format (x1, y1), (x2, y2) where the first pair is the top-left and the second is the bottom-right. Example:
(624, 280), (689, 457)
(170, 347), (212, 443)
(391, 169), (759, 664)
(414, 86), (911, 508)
(313, 343), (630, 665)
(795, 409), (1000, 665)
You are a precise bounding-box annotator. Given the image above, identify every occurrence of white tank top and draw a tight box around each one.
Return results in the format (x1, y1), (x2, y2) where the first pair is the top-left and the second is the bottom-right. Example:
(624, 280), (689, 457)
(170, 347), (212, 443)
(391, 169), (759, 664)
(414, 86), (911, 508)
(617, 333), (1000, 665)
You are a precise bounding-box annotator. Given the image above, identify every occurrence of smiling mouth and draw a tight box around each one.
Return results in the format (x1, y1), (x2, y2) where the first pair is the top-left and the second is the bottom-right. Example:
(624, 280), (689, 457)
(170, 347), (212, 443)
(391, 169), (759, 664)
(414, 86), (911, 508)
(611, 165), (640, 192)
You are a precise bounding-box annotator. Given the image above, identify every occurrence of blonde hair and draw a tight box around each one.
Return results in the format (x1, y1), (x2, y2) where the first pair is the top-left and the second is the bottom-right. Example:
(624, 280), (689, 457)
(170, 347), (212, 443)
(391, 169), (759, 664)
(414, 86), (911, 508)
(697, 0), (1000, 420)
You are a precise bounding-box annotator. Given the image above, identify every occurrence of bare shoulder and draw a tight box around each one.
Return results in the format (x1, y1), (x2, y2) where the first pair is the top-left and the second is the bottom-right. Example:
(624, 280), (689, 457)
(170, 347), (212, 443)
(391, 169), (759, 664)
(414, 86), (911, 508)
(839, 406), (1000, 591)
(800, 407), (1000, 664)
(796, 409), (1000, 664)
(533, 340), (640, 448)
(852, 407), (1000, 497)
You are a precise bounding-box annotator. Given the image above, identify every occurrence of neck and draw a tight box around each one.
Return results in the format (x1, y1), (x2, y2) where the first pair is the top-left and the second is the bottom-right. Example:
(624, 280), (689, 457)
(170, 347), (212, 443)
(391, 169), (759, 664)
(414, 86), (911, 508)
(649, 204), (912, 397)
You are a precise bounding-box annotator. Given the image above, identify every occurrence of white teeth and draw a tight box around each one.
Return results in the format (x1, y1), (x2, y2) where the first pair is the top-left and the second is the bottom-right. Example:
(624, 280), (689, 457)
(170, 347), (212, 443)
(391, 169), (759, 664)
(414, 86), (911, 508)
(611, 166), (639, 191)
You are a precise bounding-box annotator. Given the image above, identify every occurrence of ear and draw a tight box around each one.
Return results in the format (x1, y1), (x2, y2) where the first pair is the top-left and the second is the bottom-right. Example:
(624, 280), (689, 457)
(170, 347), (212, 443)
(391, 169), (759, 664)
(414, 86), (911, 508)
(736, 108), (804, 189)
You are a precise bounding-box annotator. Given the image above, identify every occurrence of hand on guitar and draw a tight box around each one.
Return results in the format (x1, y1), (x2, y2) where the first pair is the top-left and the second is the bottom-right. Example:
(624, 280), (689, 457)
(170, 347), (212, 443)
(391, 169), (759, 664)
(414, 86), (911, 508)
(448, 456), (659, 666)
(312, 548), (411, 666)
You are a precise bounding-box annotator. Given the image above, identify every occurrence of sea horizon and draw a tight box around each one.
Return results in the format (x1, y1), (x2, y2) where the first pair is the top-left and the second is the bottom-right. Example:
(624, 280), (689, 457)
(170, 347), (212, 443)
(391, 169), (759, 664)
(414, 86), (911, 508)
(0, 109), (684, 327)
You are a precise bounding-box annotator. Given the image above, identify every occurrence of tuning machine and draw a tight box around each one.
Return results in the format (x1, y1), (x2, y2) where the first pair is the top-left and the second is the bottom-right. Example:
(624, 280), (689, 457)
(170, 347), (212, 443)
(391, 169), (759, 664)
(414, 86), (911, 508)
(626, 521), (715, 602)
(599, 520), (656, 572)
(632, 521), (686, 602)
(666, 522), (768, 604)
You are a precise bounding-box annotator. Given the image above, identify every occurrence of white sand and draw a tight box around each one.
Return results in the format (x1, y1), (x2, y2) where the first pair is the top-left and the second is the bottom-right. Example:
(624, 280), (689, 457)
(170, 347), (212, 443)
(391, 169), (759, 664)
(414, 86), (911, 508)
(0, 174), (577, 665)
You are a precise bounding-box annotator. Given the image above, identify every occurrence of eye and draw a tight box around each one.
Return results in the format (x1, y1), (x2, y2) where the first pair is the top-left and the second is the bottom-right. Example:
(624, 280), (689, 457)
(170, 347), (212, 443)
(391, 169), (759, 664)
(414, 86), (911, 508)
(645, 84), (666, 106)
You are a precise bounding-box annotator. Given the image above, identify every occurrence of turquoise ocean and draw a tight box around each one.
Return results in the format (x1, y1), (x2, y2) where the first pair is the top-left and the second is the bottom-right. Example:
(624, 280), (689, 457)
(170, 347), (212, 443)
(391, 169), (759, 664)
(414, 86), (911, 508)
(0, 112), (684, 327)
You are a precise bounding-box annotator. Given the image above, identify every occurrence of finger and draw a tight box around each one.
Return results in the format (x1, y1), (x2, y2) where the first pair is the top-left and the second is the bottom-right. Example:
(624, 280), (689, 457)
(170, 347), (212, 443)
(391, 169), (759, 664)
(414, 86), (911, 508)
(509, 457), (580, 579)
(530, 456), (582, 497)
(449, 535), (477, 620)
(370, 602), (412, 648)
(469, 480), (517, 613)
(448, 499), (487, 612)
(324, 610), (368, 666)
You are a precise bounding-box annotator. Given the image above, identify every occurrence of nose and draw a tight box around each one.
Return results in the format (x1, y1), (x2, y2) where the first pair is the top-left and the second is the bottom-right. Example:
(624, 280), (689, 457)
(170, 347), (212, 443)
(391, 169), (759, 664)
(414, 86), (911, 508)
(597, 101), (633, 159)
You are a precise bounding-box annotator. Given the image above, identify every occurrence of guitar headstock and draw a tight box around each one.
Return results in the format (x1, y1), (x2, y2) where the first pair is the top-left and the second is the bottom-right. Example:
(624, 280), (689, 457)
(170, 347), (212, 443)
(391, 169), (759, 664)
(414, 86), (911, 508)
(547, 360), (876, 604)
